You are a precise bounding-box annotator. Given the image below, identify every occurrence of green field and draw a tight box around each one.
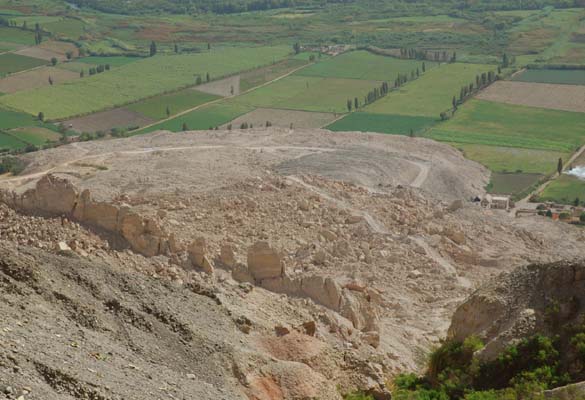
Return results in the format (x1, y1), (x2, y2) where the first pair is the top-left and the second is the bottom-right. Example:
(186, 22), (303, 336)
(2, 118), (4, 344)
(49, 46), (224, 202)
(137, 101), (253, 134)
(0, 53), (46, 76)
(0, 131), (27, 150)
(489, 172), (543, 195)
(365, 63), (493, 117)
(234, 75), (378, 113)
(512, 69), (585, 85)
(57, 62), (93, 73)
(326, 112), (435, 135)
(77, 56), (143, 67)
(0, 46), (291, 119)
(538, 175), (585, 204)
(0, 27), (35, 45)
(44, 18), (86, 39)
(240, 58), (307, 92)
(0, 108), (38, 129)
(9, 126), (59, 145)
(295, 50), (433, 81)
(126, 88), (219, 119)
(451, 143), (569, 174)
(427, 100), (585, 152)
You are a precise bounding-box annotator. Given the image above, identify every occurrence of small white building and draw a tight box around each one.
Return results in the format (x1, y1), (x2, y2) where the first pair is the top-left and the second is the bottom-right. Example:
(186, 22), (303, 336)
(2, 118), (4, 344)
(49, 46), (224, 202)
(482, 194), (511, 210)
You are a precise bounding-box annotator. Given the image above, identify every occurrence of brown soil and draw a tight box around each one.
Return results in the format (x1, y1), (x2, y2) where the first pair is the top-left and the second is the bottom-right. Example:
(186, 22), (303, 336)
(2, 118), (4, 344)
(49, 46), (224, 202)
(477, 81), (585, 113)
(63, 108), (155, 133)
(0, 66), (79, 93)
(223, 108), (338, 129)
(195, 75), (241, 97)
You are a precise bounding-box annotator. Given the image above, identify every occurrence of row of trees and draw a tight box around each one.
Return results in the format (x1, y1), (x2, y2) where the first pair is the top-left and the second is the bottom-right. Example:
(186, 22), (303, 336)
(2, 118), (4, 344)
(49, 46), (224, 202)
(346, 81), (390, 112)
(399, 47), (457, 63)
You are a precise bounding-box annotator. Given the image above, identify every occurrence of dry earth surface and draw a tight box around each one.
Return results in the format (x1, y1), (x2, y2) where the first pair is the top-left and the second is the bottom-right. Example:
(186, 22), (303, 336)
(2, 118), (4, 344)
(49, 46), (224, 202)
(223, 108), (339, 129)
(2, 128), (585, 399)
(476, 81), (585, 113)
(63, 108), (156, 133)
(196, 75), (241, 97)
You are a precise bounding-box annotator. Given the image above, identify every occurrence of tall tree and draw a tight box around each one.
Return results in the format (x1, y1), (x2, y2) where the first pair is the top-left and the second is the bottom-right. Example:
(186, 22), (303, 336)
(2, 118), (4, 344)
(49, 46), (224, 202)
(166, 106), (170, 117)
(37, 112), (44, 121)
(149, 41), (157, 57)
(347, 99), (352, 112)
(452, 96), (457, 109)
(174, 43), (179, 53)
(558, 158), (563, 175)
(206, 72), (210, 82)
(422, 62), (426, 73)
(293, 42), (301, 54)
(354, 97), (358, 110)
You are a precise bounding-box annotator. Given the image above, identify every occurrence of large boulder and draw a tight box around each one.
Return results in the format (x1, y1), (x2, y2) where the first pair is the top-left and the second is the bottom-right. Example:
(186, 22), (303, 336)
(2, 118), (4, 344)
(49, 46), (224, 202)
(247, 241), (284, 281)
(301, 275), (342, 311)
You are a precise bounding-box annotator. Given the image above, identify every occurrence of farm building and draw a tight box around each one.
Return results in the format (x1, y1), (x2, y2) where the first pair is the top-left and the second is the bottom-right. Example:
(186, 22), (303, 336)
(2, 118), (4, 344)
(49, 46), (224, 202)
(481, 194), (511, 210)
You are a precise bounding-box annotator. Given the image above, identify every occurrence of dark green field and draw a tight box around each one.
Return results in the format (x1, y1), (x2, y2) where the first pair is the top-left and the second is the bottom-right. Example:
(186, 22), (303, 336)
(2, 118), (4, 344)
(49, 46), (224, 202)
(512, 69), (585, 85)
(327, 112), (435, 135)
(0, 108), (38, 130)
(126, 88), (219, 120)
(0, 53), (46, 76)
(489, 172), (543, 195)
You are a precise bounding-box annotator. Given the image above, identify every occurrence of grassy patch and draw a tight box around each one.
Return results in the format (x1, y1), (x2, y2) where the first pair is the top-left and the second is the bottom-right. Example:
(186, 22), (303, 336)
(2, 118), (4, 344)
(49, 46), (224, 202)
(137, 101), (253, 134)
(9, 126), (60, 145)
(327, 112), (435, 135)
(295, 50), (434, 81)
(0, 131), (26, 150)
(0, 46), (291, 119)
(0, 27), (35, 45)
(512, 69), (585, 85)
(234, 75), (379, 113)
(489, 172), (543, 195)
(451, 143), (569, 174)
(126, 88), (219, 120)
(365, 63), (493, 117)
(43, 18), (86, 39)
(428, 100), (585, 152)
(240, 58), (307, 92)
(77, 56), (143, 67)
(538, 174), (585, 204)
(0, 108), (38, 129)
(0, 53), (46, 76)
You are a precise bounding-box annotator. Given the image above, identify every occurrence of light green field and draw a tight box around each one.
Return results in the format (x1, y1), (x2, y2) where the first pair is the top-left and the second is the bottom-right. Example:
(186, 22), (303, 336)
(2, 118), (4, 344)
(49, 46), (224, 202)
(137, 101), (253, 134)
(234, 75), (379, 113)
(43, 18), (86, 39)
(57, 62), (93, 73)
(451, 143), (569, 174)
(327, 112), (435, 135)
(0, 46), (291, 119)
(9, 126), (59, 145)
(0, 27), (35, 45)
(9, 15), (63, 25)
(427, 100), (585, 152)
(126, 88), (219, 120)
(0, 131), (27, 150)
(0, 53), (46, 76)
(538, 175), (585, 204)
(77, 56), (143, 67)
(365, 63), (493, 117)
(295, 50), (434, 81)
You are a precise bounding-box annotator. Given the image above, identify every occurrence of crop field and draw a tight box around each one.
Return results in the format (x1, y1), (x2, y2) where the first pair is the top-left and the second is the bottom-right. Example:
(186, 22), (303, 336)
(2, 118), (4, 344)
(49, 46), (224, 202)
(327, 112), (435, 135)
(43, 18), (86, 39)
(0, 53), (46, 76)
(477, 81), (585, 113)
(0, 66), (79, 93)
(512, 69), (585, 85)
(427, 100), (585, 153)
(224, 108), (338, 129)
(233, 75), (379, 113)
(196, 75), (240, 97)
(138, 101), (253, 134)
(239, 58), (307, 92)
(126, 88), (219, 120)
(0, 27), (35, 45)
(365, 63), (493, 117)
(451, 143), (569, 175)
(295, 50), (434, 81)
(65, 108), (155, 133)
(77, 56), (143, 67)
(489, 172), (543, 195)
(57, 62), (93, 73)
(9, 126), (60, 145)
(538, 175), (585, 204)
(0, 131), (27, 150)
(0, 108), (38, 130)
(15, 46), (68, 61)
(0, 46), (291, 119)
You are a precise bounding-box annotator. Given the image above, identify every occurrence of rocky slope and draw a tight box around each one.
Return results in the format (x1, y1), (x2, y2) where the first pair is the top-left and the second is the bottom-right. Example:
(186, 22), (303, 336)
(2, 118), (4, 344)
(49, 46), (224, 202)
(2, 128), (585, 399)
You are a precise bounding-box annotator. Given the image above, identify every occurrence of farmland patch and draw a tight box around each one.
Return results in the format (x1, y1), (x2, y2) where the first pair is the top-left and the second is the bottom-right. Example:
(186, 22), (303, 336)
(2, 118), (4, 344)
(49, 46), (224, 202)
(0, 131), (27, 151)
(64, 108), (155, 133)
(477, 81), (585, 113)
(489, 172), (543, 195)
(9, 126), (60, 145)
(512, 69), (585, 85)
(0, 53), (46, 76)
(0, 108), (37, 129)
(0, 66), (79, 93)
(195, 75), (240, 97)
(77, 56), (143, 67)
(224, 108), (338, 129)
(538, 174), (585, 204)
(327, 112), (435, 135)
(126, 88), (219, 120)
(240, 58), (307, 92)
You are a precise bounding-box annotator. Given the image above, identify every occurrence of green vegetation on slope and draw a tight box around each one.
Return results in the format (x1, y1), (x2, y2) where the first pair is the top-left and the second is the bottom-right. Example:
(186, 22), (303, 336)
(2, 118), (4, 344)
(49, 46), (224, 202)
(365, 63), (493, 117)
(0, 46), (291, 119)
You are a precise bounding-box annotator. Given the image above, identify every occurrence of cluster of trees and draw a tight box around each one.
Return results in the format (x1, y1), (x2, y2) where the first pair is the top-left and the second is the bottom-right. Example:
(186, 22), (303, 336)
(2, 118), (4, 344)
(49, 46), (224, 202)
(394, 65), (423, 87)
(80, 64), (111, 78)
(346, 81), (390, 112)
(399, 47), (456, 63)
(449, 70), (499, 114)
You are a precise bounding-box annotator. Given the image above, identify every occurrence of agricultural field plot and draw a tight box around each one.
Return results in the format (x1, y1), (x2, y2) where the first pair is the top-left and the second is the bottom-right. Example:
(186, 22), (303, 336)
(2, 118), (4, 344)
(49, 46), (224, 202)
(365, 63), (493, 117)
(233, 75), (379, 114)
(43, 18), (86, 39)
(9, 126), (60, 145)
(427, 100), (585, 153)
(0, 40), (25, 52)
(14, 46), (68, 61)
(451, 143), (569, 175)
(239, 58), (307, 92)
(477, 81), (585, 113)
(224, 108), (338, 129)
(64, 108), (155, 133)
(77, 56), (143, 67)
(138, 101), (253, 134)
(489, 172), (543, 196)
(0, 66), (79, 93)
(327, 112), (435, 135)
(0, 53), (46, 76)
(512, 69), (585, 85)
(57, 62), (93, 73)
(295, 50), (434, 81)
(0, 27), (35, 46)
(0, 131), (27, 150)
(538, 174), (585, 204)
(195, 75), (240, 97)
(36, 41), (78, 57)
(0, 108), (38, 130)
(0, 46), (291, 120)
(126, 88), (219, 120)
